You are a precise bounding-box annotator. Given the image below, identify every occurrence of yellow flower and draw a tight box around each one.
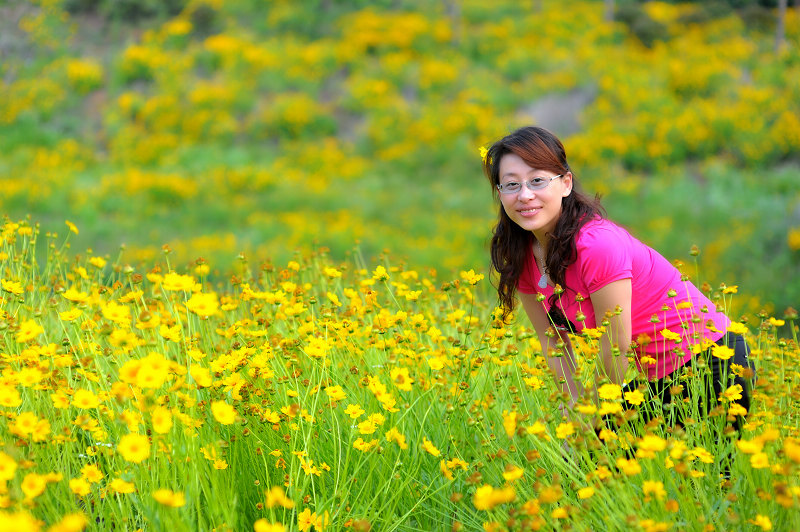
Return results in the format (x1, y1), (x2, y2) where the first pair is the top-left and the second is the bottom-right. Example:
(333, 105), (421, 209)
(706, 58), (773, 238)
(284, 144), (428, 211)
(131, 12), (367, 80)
(577, 486), (595, 499)
(151, 406), (173, 434)
(784, 438), (800, 463)
(459, 269), (484, 285)
(191, 366), (213, 388)
(598, 383), (622, 400)
(323, 267), (341, 278)
(326, 291), (342, 307)
(254, 520), (286, 532)
(324, 386), (346, 402)
(0, 452), (18, 481)
(117, 433), (150, 463)
(473, 484), (516, 510)
(722, 285), (738, 294)
(502, 410), (518, 438)
(642, 480), (666, 500)
(109, 478), (135, 494)
(749, 515), (772, 531)
(211, 400), (237, 425)
(598, 402), (623, 415)
(21, 472), (47, 499)
(69, 478), (92, 496)
(80, 464), (103, 484)
(690, 447), (714, 463)
(659, 329), (682, 343)
(353, 437), (378, 451)
(721, 384), (743, 402)
(16, 319), (44, 343)
(711, 344), (734, 360)
(1, 279), (24, 295)
(728, 403), (748, 416)
(616, 458), (641, 476)
(65, 220), (79, 234)
(186, 292), (219, 317)
(162, 272), (197, 291)
(555, 422), (574, 439)
(153, 489), (186, 507)
(501, 464), (524, 482)
(385, 427), (409, 449)
(390, 367), (414, 391)
(72, 389), (100, 409)
(0, 385), (22, 407)
(12, 412), (39, 436)
(49, 512), (88, 532)
(62, 287), (90, 303)
(750, 452), (769, 469)
(265, 486), (295, 509)
(372, 265), (389, 281)
(727, 322), (748, 335)
(102, 301), (131, 326)
(344, 404), (364, 419)
(59, 308), (83, 321)
(624, 389), (646, 406)
(636, 434), (667, 458)
(297, 508), (328, 532)
(357, 419), (377, 435)
(421, 437), (441, 457)
(89, 256), (106, 269)
(479, 146), (489, 163)
(768, 317), (785, 327)
(736, 438), (764, 455)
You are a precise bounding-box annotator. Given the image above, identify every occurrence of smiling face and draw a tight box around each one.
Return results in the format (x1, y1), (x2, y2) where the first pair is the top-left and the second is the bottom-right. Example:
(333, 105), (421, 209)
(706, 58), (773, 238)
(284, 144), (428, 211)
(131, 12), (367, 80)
(497, 152), (572, 241)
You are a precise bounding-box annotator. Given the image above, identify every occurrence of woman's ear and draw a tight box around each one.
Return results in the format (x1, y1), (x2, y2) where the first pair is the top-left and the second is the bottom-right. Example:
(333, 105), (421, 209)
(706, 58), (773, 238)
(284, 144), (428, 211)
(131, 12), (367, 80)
(562, 171), (573, 197)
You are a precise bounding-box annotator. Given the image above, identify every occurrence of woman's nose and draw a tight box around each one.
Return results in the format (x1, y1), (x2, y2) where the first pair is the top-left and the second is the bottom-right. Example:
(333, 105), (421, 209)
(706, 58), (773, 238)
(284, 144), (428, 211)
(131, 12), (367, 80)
(518, 182), (535, 200)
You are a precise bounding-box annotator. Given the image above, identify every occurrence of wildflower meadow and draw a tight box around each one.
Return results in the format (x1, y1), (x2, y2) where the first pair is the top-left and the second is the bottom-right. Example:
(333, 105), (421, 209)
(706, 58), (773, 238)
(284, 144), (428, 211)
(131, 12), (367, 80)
(0, 221), (798, 531)
(1, 0), (800, 530)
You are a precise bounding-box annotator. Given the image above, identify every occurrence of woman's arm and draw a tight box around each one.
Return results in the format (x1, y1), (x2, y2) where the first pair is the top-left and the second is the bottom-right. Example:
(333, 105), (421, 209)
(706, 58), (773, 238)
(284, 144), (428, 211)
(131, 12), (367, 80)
(518, 292), (581, 411)
(588, 279), (632, 385)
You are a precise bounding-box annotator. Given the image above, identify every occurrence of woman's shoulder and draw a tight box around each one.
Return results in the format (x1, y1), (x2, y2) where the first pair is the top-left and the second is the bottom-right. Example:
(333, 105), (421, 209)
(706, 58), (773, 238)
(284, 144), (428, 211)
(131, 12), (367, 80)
(575, 217), (632, 247)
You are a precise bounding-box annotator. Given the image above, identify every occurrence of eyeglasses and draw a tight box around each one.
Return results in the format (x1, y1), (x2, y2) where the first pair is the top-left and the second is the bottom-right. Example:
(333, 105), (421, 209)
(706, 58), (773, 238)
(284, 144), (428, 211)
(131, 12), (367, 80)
(496, 174), (563, 195)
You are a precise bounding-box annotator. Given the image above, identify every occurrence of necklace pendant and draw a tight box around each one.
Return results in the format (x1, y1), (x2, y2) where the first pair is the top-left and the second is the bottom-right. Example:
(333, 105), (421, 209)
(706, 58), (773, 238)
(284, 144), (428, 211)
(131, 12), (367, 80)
(538, 273), (548, 289)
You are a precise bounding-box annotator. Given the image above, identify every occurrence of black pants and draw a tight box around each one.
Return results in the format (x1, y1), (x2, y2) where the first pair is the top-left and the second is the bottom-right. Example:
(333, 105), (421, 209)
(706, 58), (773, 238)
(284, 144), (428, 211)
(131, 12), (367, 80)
(620, 332), (757, 434)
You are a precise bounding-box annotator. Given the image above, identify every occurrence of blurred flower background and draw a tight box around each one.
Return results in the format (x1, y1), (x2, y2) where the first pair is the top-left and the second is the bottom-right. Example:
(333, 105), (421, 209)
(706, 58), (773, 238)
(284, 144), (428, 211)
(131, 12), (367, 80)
(1, 2), (800, 531)
(1, 0), (798, 316)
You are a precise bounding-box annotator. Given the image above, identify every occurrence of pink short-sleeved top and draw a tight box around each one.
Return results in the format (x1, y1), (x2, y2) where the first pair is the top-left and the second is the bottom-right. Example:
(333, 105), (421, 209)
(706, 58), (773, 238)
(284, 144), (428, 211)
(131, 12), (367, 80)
(518, 218), (729, 380)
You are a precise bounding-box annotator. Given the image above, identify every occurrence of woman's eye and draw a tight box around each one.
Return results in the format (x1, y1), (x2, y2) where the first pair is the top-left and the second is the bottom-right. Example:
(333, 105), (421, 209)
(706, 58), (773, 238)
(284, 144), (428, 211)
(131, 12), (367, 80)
(531, 178), (545, 185)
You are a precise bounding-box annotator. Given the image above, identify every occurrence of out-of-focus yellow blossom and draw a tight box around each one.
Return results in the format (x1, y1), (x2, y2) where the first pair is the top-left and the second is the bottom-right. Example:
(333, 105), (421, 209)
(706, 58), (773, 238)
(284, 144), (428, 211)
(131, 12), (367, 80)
(211, 400), (237, 425)
(153, 489), (186, 507)
(265, 486), (294, 509)
(117, 433), (151, 463)
(421, 437), (440, 457)
(473, 484), (516, 510)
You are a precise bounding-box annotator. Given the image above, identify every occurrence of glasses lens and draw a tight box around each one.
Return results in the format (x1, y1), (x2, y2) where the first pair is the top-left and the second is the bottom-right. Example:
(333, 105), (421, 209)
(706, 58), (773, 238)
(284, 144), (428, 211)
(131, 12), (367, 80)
(500, 183), (520, 194)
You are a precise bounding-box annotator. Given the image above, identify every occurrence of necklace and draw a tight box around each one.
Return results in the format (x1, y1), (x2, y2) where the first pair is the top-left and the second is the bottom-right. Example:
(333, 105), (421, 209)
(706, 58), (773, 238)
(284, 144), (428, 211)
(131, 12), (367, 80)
(534, 239), (548, 289)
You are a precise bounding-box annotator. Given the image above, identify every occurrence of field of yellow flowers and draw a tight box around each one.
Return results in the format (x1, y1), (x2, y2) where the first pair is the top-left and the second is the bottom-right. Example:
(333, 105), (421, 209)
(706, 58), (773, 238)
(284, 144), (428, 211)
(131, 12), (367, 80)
(1, 1), (800, 529)
(1, 0), (799, 317)
(0, 220), (798, 531)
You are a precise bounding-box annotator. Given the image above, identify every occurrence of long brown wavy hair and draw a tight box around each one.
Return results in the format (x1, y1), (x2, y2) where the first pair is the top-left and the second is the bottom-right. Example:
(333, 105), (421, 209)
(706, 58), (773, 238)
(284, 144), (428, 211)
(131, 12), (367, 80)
(483, 126), (605, 318)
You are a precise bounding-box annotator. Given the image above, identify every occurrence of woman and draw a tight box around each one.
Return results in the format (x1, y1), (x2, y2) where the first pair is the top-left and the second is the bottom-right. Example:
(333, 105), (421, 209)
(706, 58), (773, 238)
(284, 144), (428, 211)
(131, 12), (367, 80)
(483, 126), (755, 435)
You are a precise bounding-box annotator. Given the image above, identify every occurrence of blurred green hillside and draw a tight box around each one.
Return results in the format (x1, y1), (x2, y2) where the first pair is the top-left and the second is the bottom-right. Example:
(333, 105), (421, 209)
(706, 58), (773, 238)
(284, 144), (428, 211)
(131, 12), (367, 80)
(1, 0), (799, 317)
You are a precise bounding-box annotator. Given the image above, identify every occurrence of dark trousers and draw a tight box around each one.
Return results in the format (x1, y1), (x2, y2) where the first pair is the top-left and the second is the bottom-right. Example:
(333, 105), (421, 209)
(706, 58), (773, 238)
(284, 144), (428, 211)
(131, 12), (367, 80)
(620, 332), (757, 434)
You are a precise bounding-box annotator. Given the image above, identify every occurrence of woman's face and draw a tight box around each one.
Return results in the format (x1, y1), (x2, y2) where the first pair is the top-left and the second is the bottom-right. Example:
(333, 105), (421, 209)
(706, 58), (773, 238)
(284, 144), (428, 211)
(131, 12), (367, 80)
(497, 153), (572, 240)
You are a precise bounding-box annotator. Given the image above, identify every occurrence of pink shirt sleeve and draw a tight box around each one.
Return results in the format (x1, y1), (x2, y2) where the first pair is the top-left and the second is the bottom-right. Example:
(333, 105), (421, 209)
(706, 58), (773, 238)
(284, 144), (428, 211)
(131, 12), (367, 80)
(576, 224), (634, 293)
